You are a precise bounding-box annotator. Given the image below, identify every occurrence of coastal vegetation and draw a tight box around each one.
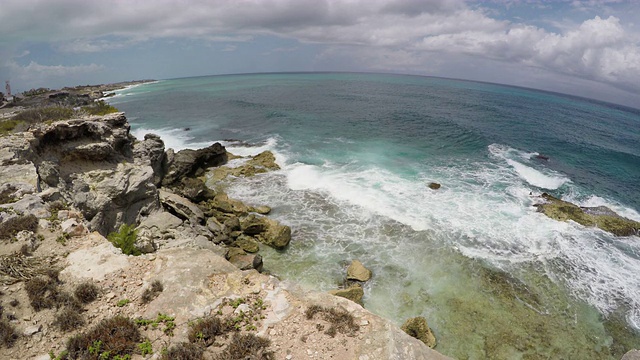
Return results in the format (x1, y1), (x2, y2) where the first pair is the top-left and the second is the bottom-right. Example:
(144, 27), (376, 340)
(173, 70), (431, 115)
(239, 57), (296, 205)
(107, 224), (140, 256)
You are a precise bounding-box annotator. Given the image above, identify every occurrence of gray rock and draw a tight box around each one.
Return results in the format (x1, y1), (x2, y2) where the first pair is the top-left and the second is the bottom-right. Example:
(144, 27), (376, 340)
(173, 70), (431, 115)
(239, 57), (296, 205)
(159, 189), (204, 224)
(9, 194), (49, 218)
(206, 217), (224, 234)
(229, 253), (263, 272)
(133, 133), (166, 186)
(139, 211), (183, 232)
(622, 350), (640, 360)
(162, 142), (227, 186)
(61, 218), (87, 237)
(24, 325), (41, 336)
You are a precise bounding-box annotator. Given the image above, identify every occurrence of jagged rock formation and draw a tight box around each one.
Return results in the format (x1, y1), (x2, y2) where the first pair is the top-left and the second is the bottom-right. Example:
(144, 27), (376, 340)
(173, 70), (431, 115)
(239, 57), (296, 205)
(535, 193), (640, 236)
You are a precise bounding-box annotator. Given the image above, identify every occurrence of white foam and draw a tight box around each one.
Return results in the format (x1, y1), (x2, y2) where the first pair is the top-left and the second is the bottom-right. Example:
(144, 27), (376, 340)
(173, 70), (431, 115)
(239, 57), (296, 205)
(573, 195), (640, 222)
(131, 127), (213, 151)
(506, 159), (570, 190)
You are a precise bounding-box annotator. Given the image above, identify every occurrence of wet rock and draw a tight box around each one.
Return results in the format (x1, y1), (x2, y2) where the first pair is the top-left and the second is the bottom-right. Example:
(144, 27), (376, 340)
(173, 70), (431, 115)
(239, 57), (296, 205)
(249, 151), (280, 170)
(252, 205), (271, 215)
(428, 182), (441, 190)
(255, 217), (291, 249)
(535, 193), (640, 236)
(240, 214), (268, 235)
(401, 316), (437, 349)
(223, 217), (241, 232)
(347, 260), (372, 282)
(234, 235), (260, 253)
(329, 285), (364, 306)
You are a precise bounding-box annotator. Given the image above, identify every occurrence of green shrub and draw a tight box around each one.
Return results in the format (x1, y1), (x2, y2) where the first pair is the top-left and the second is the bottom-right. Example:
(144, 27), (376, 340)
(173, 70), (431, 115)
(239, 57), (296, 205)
(83, 101), (119, 116)
(138, 340), (153, 356)
(12, 106), (74, 123)
(107, 224), (140, 256)
(0, 119), (20, 136)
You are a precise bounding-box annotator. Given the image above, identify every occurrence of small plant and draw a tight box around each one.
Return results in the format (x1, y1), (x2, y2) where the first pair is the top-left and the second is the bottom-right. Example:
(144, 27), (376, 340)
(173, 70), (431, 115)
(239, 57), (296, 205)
(188, 316), (230, 346)
(12, 106), (75, 123)
(0, 318), (19, 348)
(138, 340), (153, 356)
(65, 316), (142, 359)
(0, 214), (38, 240)
(48, 349), (69, 360)
(229, 297), (245, 309)
(217, 333), (274, 360)
(83, 100), (119, 116)
(0, 119), (20, 136)
(74, 281), (100, 304)
(47, 201), (68, 221)
(116, 299), (130, 307)
(304, 305), (360, 338)
(54, 307), (85, 332)
(141, 280), (163, 304)
(135, 313), (176, 336)
(56, 233), (70, 245)
(161, 342), (203, 360)
(24, 274), (60, 311)
(108, 224), (141, 256)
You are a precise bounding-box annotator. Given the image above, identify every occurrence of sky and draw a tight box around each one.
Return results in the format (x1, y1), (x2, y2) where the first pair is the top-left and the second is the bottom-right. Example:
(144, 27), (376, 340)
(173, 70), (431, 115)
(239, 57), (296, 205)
(1, 0), (639, 108)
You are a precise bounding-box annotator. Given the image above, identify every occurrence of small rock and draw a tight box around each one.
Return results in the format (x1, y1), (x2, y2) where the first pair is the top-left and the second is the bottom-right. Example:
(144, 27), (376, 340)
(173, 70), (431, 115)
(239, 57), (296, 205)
(329, 285), (364, 306)
(347, 260), (372, 282)
(234, 304), (251, 314)
(24, 325), (41, 336)
(401, 316), (436, 348)
(428, 182), (441, 190)
(286, 355), (293, 360)
(234, 235), (260, 253)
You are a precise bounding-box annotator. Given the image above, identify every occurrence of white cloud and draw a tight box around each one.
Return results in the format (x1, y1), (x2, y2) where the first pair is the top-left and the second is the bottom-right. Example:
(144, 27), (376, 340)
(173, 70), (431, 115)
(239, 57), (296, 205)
(0, 0), (638, 97)
(4, 60), (105, 89)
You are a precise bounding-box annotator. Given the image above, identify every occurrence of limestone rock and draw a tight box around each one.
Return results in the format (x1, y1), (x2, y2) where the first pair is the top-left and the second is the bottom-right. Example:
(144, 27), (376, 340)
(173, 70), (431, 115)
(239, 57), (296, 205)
(223, 217), (241, 232)
(255, 217), (291, 249)
(228, 253), (263, 272)
(206, 216), (224, 235)
(234, 235), (260, 253)
(240, 214), (267, 235)
(535, 193), (640, 236)
(252, 205), (271, 215)
(401, 316), (437, 349)
(170, 177), (215, 203)
(159, 189), (204, 224)
(162, 142), (227, 186)
(133, 133), (166, 185)
(61, 218), (87, 237)
(329, 285), (364, 306)
(347, 260), (372, 282)
(248, 151), (280, 170)
(9, 194), (49, 218)
(622, 350), (640, 360)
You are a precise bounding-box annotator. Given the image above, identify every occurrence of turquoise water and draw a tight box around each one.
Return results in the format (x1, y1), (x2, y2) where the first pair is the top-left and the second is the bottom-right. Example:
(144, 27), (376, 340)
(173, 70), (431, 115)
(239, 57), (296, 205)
(110, 73), (640, 359)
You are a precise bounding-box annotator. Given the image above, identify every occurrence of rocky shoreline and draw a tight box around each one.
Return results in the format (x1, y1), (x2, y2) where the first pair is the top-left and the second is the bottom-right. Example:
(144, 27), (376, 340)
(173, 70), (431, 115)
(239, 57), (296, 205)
(0, 107), (450, 359)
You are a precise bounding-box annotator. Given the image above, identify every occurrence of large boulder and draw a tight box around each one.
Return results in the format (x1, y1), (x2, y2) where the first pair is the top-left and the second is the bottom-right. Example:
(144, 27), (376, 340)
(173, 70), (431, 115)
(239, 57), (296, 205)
(401, 316), (437, 349)
(255, 217), (291, 249)
(133, 133), (166, 186)
(347, 260), (372, 282)
(73, 163), (159, 234)
(158, 189), (204, 224)
(161, 142), (227, 186)
(535, 193), (640, 236)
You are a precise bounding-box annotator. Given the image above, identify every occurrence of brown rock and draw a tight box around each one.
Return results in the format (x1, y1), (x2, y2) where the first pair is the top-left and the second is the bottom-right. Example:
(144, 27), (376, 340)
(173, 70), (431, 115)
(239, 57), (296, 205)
(329, 285), (364, 306)
(347, 260), (372, 282)
(428, 183), (441, 190)
(401, 316), (437, 348)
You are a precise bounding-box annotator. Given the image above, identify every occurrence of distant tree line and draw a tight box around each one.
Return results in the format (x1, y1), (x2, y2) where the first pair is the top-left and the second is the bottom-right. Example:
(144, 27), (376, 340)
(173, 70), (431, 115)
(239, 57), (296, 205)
(23, 88), (50, 97)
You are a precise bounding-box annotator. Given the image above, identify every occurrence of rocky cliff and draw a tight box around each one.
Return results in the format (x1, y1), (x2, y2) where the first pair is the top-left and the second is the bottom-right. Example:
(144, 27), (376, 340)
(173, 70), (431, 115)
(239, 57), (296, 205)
(0, 112), (449, 359)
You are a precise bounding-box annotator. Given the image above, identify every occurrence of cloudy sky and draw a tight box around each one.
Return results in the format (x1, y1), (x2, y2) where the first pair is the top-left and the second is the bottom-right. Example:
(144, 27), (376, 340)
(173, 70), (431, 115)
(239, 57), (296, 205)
(1, 0), (639, 107)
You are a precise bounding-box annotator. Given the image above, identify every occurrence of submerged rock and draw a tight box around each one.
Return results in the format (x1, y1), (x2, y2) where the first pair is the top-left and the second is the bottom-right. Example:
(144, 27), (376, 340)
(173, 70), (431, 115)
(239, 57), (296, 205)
(535, 193), (640, 236)
(401, 316), (437, 349)
(347, 260), (372, 282)
(428, 182), (441, 190)
(329, 284), (364, 306)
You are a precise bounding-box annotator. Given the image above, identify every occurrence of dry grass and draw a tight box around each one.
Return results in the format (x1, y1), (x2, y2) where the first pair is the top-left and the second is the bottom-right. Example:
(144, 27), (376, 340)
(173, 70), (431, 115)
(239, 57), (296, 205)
(188, 316), (231, 346)
(24, 275), (60, 311)
(54, 307), (85, 332)
(216, 333), (274, 360)
(304, 305), (360, 338)
(141, 280), (163, 304)
(66, 316), (142, 359)
(0, 318), (19, 348)
(162, 342), (204, 360)
(74, 282), (100, 304)
(0, 254), (52, 285)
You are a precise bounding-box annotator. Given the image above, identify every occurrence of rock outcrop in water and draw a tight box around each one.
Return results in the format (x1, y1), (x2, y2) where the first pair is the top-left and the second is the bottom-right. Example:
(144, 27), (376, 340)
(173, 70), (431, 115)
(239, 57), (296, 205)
(535, 193), (640, 236)
(0, 109), (449, 359)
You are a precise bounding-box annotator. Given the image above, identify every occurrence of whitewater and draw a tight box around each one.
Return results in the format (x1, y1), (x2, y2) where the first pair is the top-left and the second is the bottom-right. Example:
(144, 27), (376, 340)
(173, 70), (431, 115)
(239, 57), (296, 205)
(109, 73), (640, 359)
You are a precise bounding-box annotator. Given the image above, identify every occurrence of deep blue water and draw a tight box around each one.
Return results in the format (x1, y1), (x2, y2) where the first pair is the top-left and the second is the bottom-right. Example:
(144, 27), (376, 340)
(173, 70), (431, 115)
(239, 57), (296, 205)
(110, 73), (640, 359)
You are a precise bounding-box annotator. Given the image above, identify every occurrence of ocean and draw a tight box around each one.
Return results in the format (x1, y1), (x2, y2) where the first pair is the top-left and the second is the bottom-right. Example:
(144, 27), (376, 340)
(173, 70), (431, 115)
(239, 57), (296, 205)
(108, 73), (640, 359)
